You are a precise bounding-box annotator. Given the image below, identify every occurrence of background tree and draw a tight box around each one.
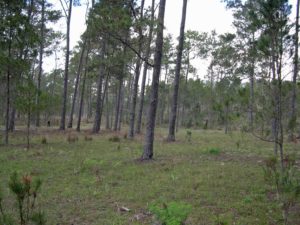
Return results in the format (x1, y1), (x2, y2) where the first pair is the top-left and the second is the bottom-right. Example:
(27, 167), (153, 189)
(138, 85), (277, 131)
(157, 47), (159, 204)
(167, 0), (188, 141)
(142, 0), (166, 160)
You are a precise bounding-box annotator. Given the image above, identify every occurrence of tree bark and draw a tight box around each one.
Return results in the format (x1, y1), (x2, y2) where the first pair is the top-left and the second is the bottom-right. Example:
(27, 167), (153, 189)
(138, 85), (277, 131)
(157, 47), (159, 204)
(76, 48), (89, 132)
(68, 40), (86, 128)
(142, 0), (166, 160)
(36, 0), (45, 127)
(59, 0), (73, 130)
(8, 108), (16, 132)
(4, 30), (12, 145)
(105, 88), (110, 130)
(167, 0), (188, 141)
(136, 0), (155, 134)
(114, 77), (123, 131)
(99, 73), (110, 128)
(128, 0), (145, 138)
(289, 0), (299, 139)
(93, 41), (106, 133)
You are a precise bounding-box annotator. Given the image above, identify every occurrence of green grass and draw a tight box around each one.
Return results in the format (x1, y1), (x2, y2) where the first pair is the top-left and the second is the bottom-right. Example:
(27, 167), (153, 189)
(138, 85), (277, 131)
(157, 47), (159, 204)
(0, 128), (299, 224)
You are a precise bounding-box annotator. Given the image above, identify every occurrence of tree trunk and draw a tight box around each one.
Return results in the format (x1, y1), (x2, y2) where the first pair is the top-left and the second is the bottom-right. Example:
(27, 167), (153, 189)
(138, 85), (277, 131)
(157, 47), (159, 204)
(59, 0), (73, 130)
(114, 78), (123, 131)
(8, 108), (16, 132)
(142, 0), (166, 160)
(27, 110), (31, 149)
(68, 40), (86, 128)
(128, 0), (145, 138)
(289, 0), (299, 139)
(167, 0), (188, 141)
(118, 83), (124, 131)
(86, 79), (93, 121)
(76, 48), (89, 132)
(98, 72), (110, 131)
(4, 33), (12, 145)
(36, 0), (45, 127)
(92, 41), (106, 133)
(136, 0), (155, 134)
(105, 88), (110, 130)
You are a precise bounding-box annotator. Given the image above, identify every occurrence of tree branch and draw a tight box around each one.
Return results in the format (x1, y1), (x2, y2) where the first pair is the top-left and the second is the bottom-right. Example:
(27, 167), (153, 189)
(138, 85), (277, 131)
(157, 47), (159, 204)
(59, 0), (68, 17)
(107, 31), (154, 68)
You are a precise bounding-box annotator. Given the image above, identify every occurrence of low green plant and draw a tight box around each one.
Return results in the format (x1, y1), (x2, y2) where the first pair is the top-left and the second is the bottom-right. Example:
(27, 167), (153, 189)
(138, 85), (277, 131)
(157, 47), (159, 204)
(207, 147), (221, 155)
(0, 172), (45, 225)
(263, 155), (300, 225)
(84, 135), (93, 141)
(149, 202), (191, 225)
(41, 136), (47, 145)
(108, 135), (120, 142)
(185, 130), (192, 142)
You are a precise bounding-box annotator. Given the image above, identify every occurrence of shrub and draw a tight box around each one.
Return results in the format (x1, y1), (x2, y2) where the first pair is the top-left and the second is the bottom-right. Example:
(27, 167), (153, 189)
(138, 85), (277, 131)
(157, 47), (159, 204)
(208, 147), (221, 155)
(41, 136), (47, 144)
(263, 155), (300, 225)
(0, 172), (46, 225)
(108, 135), (120, 142)
(149, 202), (191, 225)
(185, 130), (192, 142)
(67, 134), (78, 143)
(84, 135), (93, 141)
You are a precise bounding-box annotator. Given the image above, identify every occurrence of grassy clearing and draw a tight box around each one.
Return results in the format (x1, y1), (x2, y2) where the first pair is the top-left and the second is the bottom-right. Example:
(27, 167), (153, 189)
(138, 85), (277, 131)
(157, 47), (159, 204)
(0, 128), (299, 224)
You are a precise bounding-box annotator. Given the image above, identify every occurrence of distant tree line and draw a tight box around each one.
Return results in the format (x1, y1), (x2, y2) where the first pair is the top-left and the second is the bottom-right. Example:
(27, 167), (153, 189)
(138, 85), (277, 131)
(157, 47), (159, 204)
(0, 0), (299, 163)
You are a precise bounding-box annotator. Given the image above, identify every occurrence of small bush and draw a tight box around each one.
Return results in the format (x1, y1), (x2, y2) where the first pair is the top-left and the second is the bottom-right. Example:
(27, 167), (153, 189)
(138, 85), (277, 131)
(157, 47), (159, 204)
(84, 135), (93, 141)
(185, 130), (192, 142)
(67, 134), (78, 143)
(263, 155), (300, 225)
(0, 172), (46, 225)
(108, 135), (120, 142)
(41, 136), (47, 144)
(149, 202), (191, 225)
(208, 147), (221, 155)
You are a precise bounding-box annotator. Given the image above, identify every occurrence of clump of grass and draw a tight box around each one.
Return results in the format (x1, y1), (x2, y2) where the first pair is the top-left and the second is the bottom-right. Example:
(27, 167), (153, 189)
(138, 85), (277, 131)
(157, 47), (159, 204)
(81, 159), (104, 172)
(207, 147), (221, 155)
(149, 202), (191, 225)
(41, 136), (47, 144)
(67, 134), (78, 143)
(108, 135), (120, 142)
(263, 155), (300, 225)
(185, 130), (192, 142)
(84, 135), (93, 141)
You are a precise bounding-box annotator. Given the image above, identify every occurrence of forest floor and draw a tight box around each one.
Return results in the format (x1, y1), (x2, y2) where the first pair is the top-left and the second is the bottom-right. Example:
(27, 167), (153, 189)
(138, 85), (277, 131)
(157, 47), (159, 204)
(0, 126), (299, 225)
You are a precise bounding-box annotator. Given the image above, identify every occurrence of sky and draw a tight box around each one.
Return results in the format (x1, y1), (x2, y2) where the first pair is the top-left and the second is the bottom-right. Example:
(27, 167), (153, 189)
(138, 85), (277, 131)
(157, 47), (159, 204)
(44, 0), (234, 74)
(45, 0), (298, 79)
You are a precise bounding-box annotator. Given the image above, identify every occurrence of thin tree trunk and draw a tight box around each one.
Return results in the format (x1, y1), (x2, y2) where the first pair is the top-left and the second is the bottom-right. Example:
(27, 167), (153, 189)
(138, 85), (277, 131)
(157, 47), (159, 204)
(114, 78), (123, 131)
(59, 0), (73, 130)
(289, 0), (299, 139)
(98, 72), (110, 130)
(92, 41), (106, 133)
(36, 0), (45, 127)
(142, 0), (166, 160)
(86, 79), (93, 121)
(76, 48), (89, 132)
(68, 40), (86, 128)
(128, 0), (145, 138)
(167, 0), (188, 141)
(8, 108), (16, 132)
(118, 83), (124, 131)
(4, 32), (12, 145)
(136, 0), (155, 134)
(105, 88), (110, 130)
(27, 110), (31, 149)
